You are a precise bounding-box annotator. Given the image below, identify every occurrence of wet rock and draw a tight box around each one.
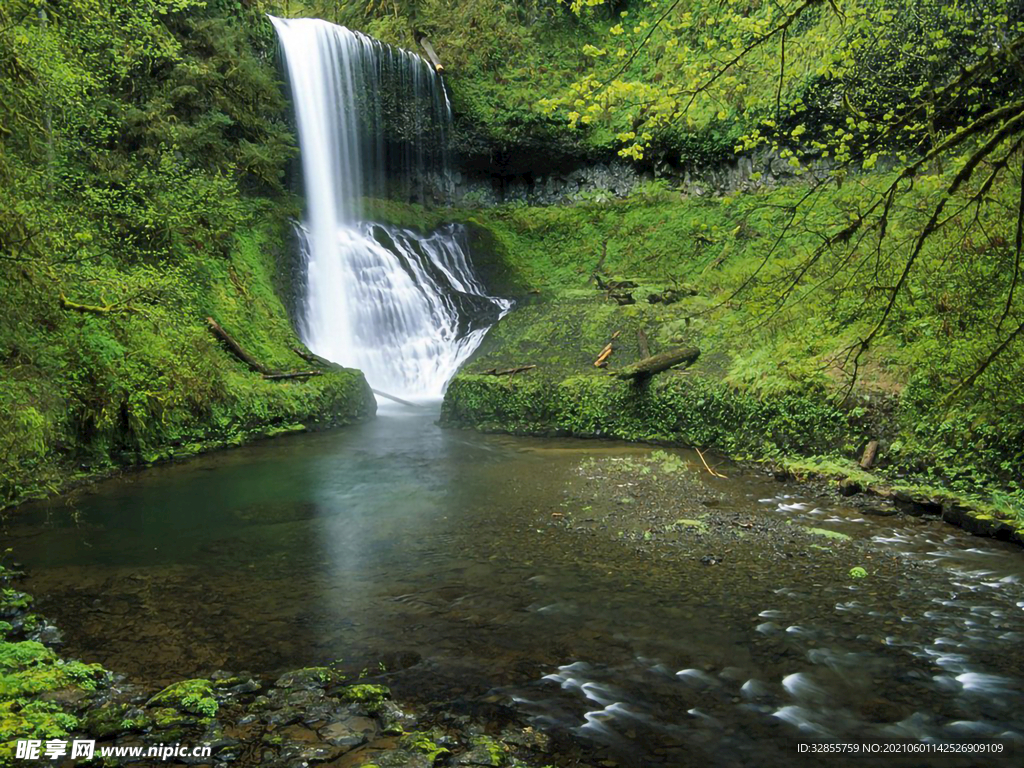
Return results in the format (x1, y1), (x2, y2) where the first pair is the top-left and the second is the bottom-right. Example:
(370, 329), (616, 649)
(893, 490), (943, 516)
(838, 477), (862, 496)
(863, 505), (898, 517)
(376, 699), (415, 734)
(368, 749), (435, 768)
(858, 697), (907, 723)
(318, 715), (377, 747)
(275, 667), (344, 690)
(610, 291), (634, 306)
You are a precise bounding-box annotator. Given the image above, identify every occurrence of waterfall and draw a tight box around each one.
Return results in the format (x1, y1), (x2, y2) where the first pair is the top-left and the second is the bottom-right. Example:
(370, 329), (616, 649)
(270, 16), (510, 400)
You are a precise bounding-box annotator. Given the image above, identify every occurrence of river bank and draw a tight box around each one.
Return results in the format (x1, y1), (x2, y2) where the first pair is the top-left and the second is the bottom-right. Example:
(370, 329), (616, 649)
(427, 190), (1024, 545)
(0, 561), (551, 768)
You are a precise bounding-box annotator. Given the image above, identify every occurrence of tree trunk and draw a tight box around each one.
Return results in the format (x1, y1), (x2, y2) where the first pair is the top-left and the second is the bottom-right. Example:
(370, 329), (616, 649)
(859, 440), (880, 470)
(637, 328), (651, 358)
(262, 371), (321, 380)
(207, 317), (270, 374)
(613, 347), (700, 380)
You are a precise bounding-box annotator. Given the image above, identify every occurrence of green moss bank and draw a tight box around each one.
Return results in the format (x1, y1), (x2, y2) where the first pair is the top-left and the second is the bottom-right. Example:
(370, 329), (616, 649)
(439, 191), (1024, 542)
(0, 212), (376, 510)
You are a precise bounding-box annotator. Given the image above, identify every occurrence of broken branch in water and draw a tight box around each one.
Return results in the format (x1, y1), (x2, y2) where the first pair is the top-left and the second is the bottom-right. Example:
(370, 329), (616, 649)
(696, 447), (728, 479)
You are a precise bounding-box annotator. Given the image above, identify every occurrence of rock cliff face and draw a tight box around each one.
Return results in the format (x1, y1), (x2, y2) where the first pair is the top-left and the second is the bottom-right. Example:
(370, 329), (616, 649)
(408, 151), (831, 207)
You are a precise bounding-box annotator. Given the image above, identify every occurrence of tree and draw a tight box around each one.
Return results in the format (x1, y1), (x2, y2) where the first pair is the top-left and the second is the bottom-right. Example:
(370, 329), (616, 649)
(547, 0), (1024, 401)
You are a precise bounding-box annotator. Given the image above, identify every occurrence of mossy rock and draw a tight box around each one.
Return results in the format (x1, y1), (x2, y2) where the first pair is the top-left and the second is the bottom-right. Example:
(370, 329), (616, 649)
(455, 735), (510, 766)
(147, 679), (219, 717)
(336, 684), (391, 707)
(400, 730), (452, 762)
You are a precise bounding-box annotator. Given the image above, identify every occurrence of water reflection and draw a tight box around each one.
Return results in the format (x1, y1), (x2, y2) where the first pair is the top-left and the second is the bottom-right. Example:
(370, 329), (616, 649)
(4, 409), (1024, 766)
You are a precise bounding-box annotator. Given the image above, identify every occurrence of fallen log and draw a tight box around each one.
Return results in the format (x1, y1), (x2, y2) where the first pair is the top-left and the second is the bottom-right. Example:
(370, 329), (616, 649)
(417, 35), (444, 72)
(262, 371), (321, 381)
(593, 331), (620, 368)
(208, 318), (318, 382)
(613, 346), (700, 380)
(482, 365), (536, 376)
(859, 440), (880, 470)
(373, 389), (422, 408)
(207, 317), (269, 374)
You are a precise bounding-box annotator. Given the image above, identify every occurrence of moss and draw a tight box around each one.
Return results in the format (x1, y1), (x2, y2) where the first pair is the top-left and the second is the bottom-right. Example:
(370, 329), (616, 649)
(147, 679), (219, 718)
(468, 735), (509, 766)
(805, 528), (853, 541)
(337, 684), (391, 707)
(275, 666), (344, 689)
(1, 216), (376, 511)
(400, 731), (451, 762)
(435, 190), (1024, 526)
(82, 702), (132, 739)
(0, 640), (107, 764)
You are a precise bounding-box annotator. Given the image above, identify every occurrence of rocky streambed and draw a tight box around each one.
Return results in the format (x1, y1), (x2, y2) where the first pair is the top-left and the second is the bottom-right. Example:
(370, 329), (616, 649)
(3, 415), (1024, 767)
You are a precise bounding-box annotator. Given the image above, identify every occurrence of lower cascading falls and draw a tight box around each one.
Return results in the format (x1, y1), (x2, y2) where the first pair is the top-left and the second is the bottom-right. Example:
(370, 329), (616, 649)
(271, 16), (509, 400)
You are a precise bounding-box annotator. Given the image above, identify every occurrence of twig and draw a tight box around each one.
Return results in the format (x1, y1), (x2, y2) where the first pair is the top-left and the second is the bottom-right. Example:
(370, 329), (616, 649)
(696, 447), (728, 479)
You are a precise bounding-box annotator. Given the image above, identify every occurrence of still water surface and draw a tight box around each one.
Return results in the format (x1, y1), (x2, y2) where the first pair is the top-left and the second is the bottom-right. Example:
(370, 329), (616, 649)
(6, 408), (1024, 766)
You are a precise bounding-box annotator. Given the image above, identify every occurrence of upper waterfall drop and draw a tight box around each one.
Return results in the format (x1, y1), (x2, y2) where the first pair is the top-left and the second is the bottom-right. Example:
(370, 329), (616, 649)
(270, 16), (510, 401)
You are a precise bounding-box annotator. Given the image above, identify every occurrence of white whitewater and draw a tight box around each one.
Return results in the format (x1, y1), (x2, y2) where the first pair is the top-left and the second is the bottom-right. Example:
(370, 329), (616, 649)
(271, 16), (509, 400)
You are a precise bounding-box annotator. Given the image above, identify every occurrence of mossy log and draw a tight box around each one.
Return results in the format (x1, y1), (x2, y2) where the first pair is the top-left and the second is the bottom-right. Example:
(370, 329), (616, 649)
(207, 317), (269, 374)
(482, 365), (536, 376)
(292, 345), (336, 369)
(262, 371), (321, 380)
(613, 347), (700, 380)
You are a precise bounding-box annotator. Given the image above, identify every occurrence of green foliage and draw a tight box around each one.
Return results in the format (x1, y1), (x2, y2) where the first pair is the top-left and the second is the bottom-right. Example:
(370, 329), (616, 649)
(0, 639), (106, 763)
(439, 188), (1024, 518)
(0, 1), (376, 507)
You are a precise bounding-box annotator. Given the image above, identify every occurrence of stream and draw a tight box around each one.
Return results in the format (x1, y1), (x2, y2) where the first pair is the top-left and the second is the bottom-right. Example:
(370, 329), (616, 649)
(5, 406), (1023, 767)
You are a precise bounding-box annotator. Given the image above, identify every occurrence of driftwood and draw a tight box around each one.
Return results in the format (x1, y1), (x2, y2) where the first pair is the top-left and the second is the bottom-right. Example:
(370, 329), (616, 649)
(207, 317), (269, 374)
(372, 391), (423, 409)
(207, 318), (318, 382)
(482, 365), (536, 376)
(859, 440), (880, 470)
(417, 35), (444, 72)
(613, 346), (700, 380)
(262, 371), (321, 381)
(593, 330), (620, 368)
(637, 328), (651, 358)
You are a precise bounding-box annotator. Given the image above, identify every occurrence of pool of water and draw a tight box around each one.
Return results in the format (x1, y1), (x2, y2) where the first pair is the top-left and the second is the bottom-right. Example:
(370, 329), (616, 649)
(5, 407), (1023, 766)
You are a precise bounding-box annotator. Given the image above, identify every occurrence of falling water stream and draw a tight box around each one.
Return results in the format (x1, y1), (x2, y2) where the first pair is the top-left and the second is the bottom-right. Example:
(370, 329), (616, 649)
(271, 16), (509, 399)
